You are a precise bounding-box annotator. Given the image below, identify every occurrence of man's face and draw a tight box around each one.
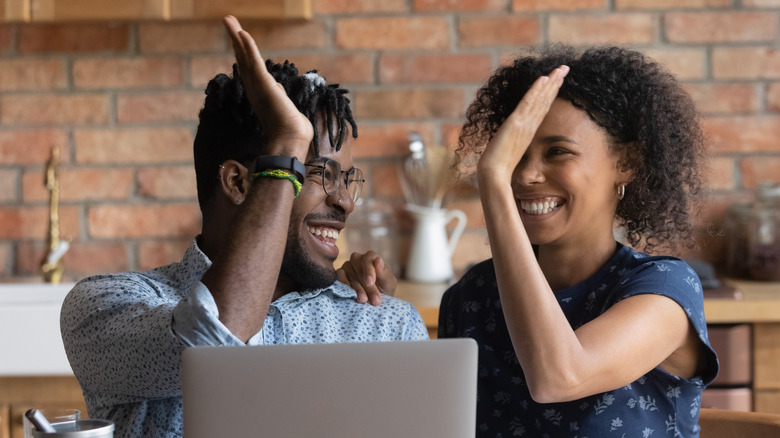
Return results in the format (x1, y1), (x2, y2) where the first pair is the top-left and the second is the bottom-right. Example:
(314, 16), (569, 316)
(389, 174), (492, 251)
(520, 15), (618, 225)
(279, 125), (357, 292)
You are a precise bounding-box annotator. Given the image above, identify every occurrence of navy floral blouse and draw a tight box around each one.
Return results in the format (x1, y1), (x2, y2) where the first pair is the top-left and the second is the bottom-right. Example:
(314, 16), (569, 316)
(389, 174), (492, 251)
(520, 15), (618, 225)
(439, 243), (719, 438)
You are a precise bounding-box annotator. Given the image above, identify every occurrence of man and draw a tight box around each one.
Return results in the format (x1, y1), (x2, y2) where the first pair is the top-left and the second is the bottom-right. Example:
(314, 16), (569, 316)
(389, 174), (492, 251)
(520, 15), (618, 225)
(61, 16), (428, 438)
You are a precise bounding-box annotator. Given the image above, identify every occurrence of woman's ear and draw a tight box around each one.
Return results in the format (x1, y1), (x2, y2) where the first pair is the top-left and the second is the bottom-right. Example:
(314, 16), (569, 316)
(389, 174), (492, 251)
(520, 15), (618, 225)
(217, 160), (251, 206)
(615, 143), (637, 184)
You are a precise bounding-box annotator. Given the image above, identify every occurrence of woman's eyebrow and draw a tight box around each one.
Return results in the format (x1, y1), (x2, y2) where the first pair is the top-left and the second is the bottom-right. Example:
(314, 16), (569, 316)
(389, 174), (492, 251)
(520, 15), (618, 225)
(541, 135), (578, 145)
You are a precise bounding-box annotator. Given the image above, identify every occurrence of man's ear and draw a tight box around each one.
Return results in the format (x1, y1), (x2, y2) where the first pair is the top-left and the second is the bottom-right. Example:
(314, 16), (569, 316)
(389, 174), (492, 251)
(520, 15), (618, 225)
(217, 160), (251, 206)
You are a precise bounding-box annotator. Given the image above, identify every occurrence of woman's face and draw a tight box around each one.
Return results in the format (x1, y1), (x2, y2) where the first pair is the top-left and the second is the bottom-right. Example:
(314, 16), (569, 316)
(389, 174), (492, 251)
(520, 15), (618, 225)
(511, 98), (630, 248)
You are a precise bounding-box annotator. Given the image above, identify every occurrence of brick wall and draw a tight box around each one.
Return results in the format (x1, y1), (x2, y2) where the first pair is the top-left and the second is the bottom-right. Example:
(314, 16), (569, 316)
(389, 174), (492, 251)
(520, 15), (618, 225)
(1, 0), (779, 282)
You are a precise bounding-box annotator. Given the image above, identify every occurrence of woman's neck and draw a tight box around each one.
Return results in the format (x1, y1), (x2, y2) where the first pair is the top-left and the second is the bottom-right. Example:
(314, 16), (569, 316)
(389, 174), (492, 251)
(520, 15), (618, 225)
(536, 235), (619, 291)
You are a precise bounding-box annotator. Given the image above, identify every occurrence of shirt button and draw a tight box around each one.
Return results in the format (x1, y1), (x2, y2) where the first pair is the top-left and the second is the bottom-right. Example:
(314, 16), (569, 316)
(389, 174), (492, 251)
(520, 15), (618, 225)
(268, 307), (277, 316)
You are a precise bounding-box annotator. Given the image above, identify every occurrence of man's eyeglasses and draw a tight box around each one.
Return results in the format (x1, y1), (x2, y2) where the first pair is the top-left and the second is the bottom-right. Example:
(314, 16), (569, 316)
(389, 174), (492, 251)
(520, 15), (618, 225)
(305, 159), (364, 203)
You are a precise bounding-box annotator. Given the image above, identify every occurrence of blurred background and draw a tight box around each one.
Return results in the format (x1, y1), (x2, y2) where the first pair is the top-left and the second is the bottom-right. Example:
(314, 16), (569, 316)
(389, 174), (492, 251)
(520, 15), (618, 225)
(1, 0), (779, 283)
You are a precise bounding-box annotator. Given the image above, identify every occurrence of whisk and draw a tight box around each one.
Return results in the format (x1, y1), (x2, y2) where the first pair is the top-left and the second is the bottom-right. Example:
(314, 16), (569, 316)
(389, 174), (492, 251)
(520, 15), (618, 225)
(399, 133), (453, 208)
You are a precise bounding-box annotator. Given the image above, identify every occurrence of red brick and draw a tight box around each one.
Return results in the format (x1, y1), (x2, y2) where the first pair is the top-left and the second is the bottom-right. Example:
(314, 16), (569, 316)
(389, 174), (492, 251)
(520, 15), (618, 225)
(353, 122), (437, 159)
(380, 54), (493, 84)
(314, 0), (407, 13)
(442, 123), (463, 150)
(281, 54), (375, 85)
(684, 83), (759, 114)
(73, 58), (183, 89)
(0, 25), (13, 54)
(665, 12), (777, 43)
(0, 59), (66, 91)
(617, 0), (730, 8)
(549, 14), (655, 45)
(1, 93), (110, 125)
(74, 128), (193, 164)
(0, 206), (80, 239)
(702, 116), (780, 153)
(137, 239), (191, 270)
(451, 230), (491, 273)
(190, 55), (234, 88)
(458, 16), (539, 48)
(644, 48), (706, 80)
(354, 89), (464, 120)
(139, 22), (223, 54)
(740, 156), (780, 189)
(191, 53), (373, 90)
(369, 162), (405, 198)
(448, 198), (485, 230)
(766, 83), (780, 112)
(0, 169), (18, 202)
(713, 47), (780, 80)
(15, 241), (128, 277)
(742, 0), (780, 8)
(513, 0), (606, 11)
(242, 20), (327, 50)
(336, 17), (450, 50)
(137, 166), (198, 199)
(416, 0), (505, 11)
(18, 23), (129, 53)
(88, 203), (201, 238)
(0, 131), (69, 164)
(23, 168), (134, 202)
(117, 91), (203, 123)
(704, 156), (736, 191)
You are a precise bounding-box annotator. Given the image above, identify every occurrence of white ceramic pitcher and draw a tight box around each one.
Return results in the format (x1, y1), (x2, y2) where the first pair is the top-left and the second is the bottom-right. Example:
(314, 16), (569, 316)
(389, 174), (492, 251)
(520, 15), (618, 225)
(406, 205), (467, 283)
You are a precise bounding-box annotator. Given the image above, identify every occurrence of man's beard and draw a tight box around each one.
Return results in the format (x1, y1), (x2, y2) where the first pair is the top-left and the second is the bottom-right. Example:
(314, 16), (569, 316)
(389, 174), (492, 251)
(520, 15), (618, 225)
(279, 220), (338, 292)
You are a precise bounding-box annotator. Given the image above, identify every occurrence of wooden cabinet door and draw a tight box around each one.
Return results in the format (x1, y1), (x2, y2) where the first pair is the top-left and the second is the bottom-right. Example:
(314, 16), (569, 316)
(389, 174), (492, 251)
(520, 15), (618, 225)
(2, 0), (29, 21)
(170, 0), (310, 20)
(30, 0), (166, 21)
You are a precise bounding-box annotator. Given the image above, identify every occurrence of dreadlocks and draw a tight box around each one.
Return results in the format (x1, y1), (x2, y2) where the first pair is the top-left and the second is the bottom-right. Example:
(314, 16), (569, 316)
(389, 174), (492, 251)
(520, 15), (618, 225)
(193, 61), (358, 211)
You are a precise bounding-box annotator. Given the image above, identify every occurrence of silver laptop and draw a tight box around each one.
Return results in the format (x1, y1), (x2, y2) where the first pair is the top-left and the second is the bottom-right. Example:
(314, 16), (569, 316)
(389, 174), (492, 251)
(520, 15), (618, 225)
(182, 339), (477, 438)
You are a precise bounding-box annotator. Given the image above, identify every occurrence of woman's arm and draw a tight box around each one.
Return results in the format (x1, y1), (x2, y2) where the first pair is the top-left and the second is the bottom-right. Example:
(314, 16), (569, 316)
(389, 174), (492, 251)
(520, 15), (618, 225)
(477, 66), (695, 403)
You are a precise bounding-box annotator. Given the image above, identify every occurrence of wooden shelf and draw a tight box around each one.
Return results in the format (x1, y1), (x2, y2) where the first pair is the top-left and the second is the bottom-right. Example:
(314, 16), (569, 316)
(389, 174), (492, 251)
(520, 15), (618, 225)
(3, 0), (311, 22)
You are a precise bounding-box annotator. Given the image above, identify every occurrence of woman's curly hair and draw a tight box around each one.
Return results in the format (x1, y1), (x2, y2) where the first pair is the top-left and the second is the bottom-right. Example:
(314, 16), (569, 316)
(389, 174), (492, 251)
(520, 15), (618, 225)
(458, 44), (706, 253)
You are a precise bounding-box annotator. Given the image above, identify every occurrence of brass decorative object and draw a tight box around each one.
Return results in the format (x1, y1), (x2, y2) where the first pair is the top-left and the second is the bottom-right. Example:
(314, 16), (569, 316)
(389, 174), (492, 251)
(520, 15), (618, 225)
(40, 146), (69, 283)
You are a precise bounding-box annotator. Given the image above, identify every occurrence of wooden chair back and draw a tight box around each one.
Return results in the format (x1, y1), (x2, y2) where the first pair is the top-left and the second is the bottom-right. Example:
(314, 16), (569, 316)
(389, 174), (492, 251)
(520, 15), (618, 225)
(699, 408), (780, 438)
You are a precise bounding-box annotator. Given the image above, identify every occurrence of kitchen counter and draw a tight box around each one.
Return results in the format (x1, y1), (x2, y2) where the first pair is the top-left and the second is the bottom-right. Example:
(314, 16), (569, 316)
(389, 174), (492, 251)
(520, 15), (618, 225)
(705, 278), (780, 323)
(0, 283), (75, 376)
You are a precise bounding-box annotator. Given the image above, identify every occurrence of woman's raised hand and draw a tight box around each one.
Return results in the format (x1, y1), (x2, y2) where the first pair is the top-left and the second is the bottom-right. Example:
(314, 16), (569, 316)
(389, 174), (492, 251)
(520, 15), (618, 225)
(223, 15), (313, 159)
(477, 66), (569, 185)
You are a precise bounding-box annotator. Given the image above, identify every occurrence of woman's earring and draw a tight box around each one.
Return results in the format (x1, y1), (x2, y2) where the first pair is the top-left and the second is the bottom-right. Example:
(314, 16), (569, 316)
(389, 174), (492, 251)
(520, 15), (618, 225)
(617, 184), (626, 200)
(235, 197), (243, 205)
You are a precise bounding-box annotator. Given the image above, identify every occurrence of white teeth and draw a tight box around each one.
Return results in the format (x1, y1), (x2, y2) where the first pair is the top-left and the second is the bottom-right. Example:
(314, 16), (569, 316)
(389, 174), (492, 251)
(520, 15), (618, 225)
(308, 227), (339, 240)
(520, 199), (559, 215)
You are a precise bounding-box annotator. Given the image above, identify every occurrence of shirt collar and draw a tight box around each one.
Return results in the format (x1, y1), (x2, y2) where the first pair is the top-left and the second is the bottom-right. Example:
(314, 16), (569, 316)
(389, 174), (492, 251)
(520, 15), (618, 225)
(181, 237), (213, 280)
(273, 281), (357, 304)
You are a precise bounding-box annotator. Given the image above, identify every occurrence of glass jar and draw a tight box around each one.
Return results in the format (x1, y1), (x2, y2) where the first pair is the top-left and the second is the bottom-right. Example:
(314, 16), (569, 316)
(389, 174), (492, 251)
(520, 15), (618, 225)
(746, 183), (780, 281)
(726, 183), (780, 281)
(343, 199), (400, 276)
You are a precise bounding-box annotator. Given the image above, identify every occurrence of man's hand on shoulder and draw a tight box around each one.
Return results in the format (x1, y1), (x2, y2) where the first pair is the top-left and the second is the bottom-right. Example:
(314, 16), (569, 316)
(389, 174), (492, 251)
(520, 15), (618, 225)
(337, 251), (396, 306)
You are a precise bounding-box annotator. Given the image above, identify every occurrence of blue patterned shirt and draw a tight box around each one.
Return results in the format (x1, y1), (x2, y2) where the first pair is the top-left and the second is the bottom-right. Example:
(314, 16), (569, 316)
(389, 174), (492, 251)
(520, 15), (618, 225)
(439, 243), (719, 438)
(61, 239), (429, 438)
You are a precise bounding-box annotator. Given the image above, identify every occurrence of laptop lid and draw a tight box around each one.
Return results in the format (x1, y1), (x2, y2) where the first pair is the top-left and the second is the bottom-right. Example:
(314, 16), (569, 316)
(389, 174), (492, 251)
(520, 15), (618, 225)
(182, 338), (477, 438)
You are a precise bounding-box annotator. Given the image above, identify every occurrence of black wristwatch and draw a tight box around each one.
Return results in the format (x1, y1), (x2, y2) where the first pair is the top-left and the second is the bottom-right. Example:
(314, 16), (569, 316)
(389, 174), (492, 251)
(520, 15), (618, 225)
(254, 155), (306, 183)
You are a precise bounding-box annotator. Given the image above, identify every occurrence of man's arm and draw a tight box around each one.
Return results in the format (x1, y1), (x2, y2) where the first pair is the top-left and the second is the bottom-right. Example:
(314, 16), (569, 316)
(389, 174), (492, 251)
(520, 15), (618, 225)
(199, 17), (314, 342)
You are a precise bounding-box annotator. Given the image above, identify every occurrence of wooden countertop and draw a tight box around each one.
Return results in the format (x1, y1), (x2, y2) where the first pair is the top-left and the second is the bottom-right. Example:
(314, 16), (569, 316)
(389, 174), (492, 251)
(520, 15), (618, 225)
(705, 278), (780, 324)
(397, 278), (780, 329)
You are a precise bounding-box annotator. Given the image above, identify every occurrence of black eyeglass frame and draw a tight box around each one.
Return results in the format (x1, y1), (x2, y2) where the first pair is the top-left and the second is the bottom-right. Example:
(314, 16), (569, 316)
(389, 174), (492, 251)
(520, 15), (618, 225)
(304, 159), (365, 203)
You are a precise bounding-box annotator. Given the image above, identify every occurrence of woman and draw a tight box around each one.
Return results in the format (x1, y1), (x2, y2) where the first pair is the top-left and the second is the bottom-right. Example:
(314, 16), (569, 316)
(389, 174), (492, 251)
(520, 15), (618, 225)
(439, 45), (719, 437)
